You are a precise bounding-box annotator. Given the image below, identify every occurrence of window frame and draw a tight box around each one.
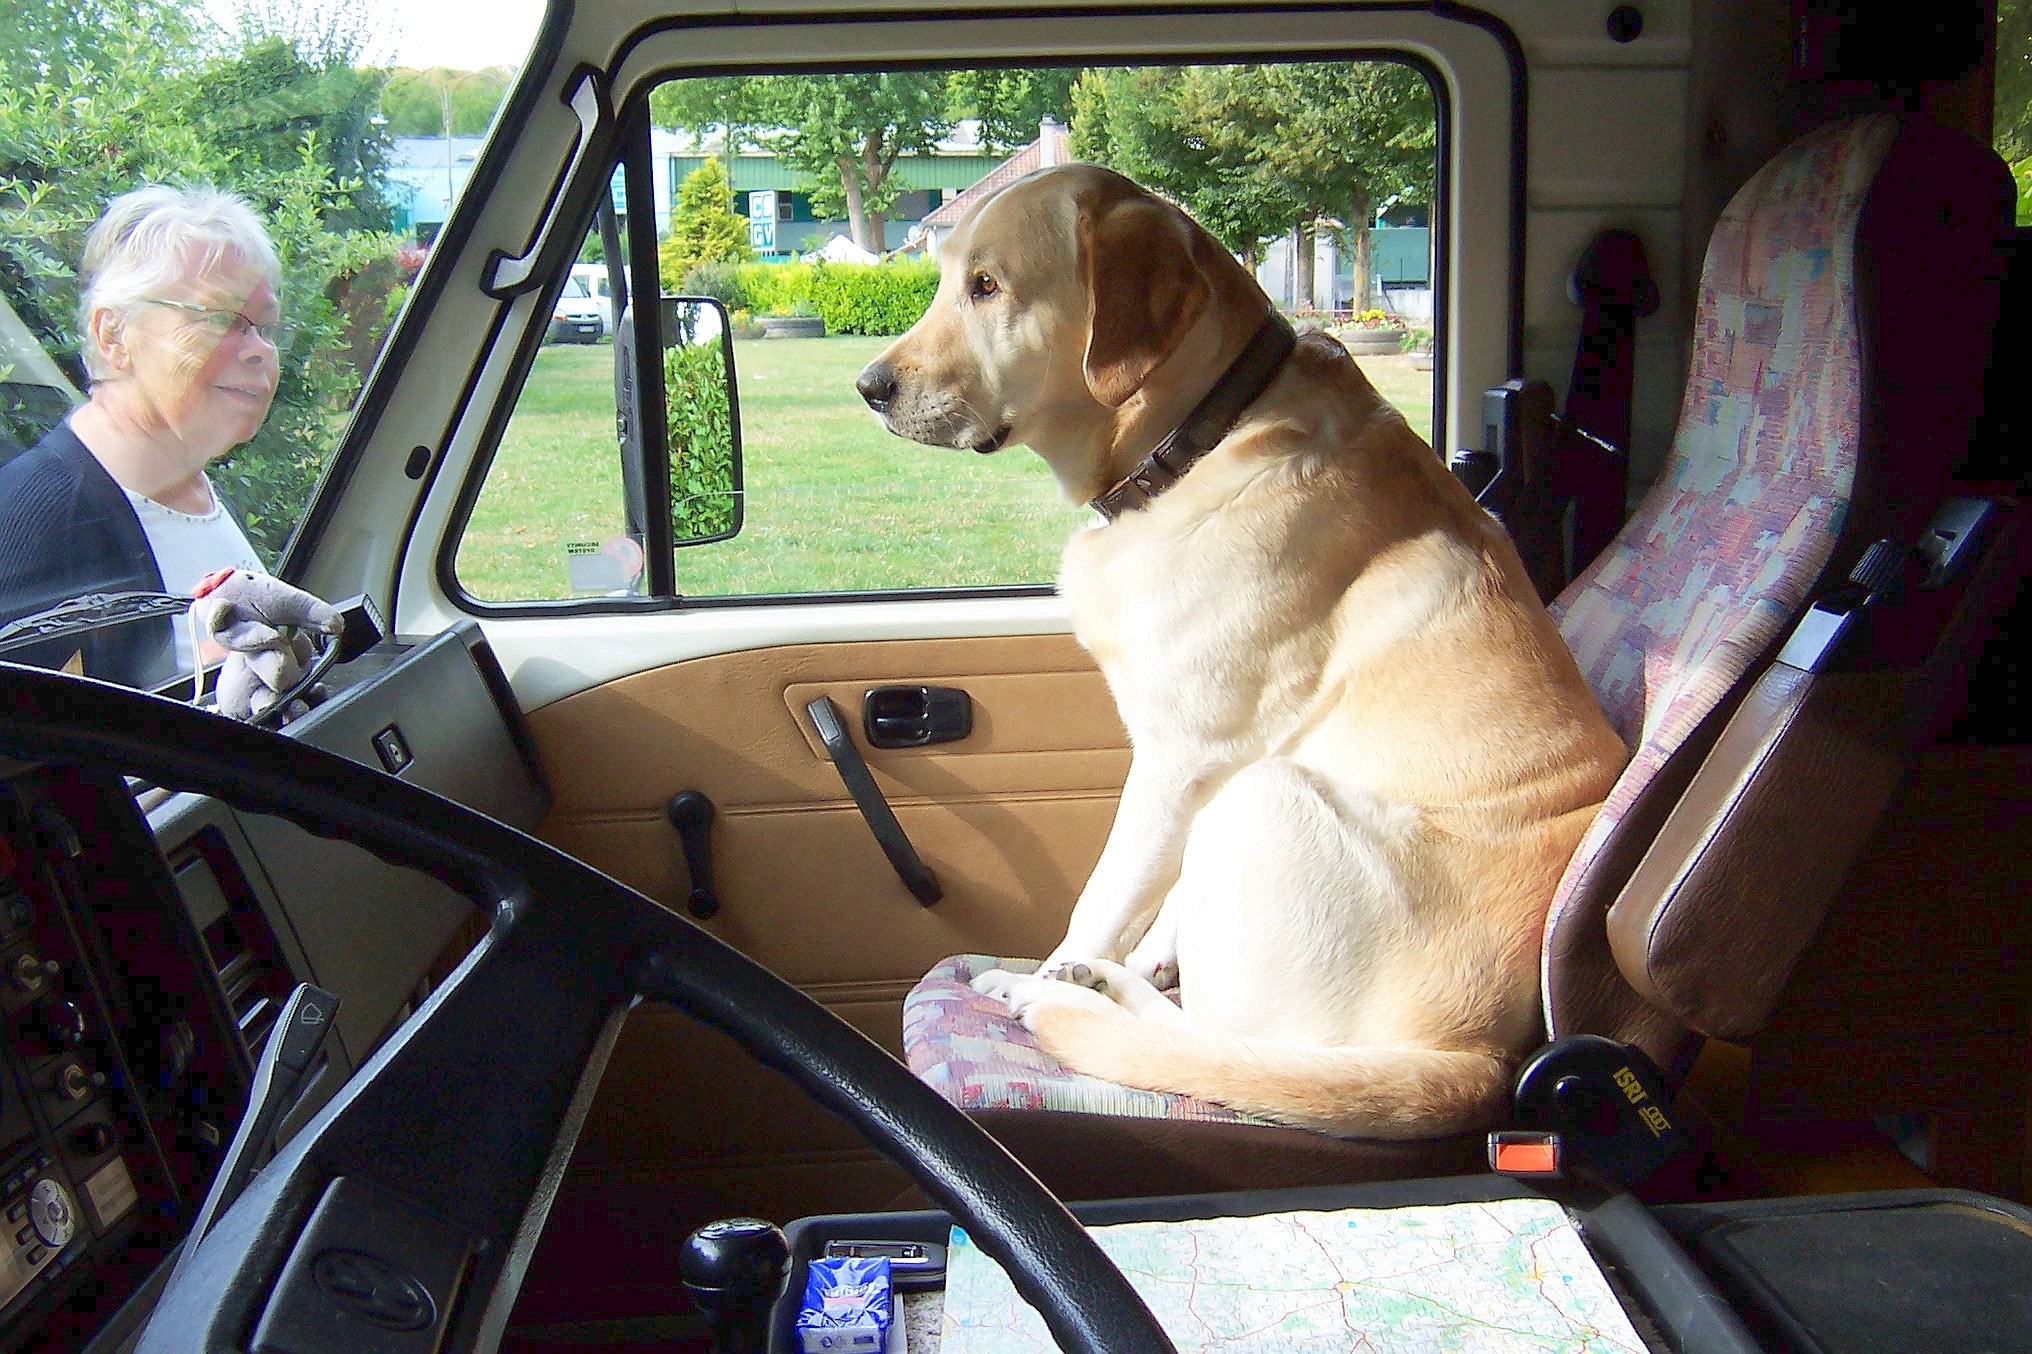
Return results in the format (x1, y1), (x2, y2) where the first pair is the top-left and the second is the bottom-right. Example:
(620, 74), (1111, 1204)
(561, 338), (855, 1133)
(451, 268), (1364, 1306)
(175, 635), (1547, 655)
(412, 6), (1519, 626)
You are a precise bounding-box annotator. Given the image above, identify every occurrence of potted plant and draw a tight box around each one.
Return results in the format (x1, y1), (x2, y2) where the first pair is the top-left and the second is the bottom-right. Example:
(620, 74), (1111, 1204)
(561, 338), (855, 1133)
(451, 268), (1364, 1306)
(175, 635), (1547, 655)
(759, 300), (826, 339)
(1335, 308), (1407, 356)
(1401, 323), (1435, 371)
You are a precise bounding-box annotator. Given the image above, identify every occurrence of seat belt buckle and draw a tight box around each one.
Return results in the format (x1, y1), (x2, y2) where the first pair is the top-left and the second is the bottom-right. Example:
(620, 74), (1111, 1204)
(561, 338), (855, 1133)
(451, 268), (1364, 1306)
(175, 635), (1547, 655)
(1508, 1036), (1693, 1188)
(1488, 1130), (1565, 1178)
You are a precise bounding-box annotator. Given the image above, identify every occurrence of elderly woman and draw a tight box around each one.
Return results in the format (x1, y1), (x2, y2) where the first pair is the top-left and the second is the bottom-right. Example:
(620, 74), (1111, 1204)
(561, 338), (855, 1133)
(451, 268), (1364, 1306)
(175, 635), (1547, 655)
(0, 184), (287, 686)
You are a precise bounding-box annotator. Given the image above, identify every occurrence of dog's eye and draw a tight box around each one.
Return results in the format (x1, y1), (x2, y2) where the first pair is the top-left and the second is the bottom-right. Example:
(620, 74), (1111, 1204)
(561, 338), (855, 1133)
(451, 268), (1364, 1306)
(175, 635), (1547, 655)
(969, 272), (999, 300)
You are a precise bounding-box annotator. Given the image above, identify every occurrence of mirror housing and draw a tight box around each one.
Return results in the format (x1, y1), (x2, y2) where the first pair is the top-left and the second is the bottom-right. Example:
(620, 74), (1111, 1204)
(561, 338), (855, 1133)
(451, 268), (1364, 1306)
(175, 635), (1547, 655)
(615, 293), (744, 557)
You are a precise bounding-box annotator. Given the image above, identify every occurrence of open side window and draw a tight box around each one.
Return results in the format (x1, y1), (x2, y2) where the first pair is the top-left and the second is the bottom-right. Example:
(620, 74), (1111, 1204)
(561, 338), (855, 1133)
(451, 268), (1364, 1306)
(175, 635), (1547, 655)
(443, 58), (1440, 612)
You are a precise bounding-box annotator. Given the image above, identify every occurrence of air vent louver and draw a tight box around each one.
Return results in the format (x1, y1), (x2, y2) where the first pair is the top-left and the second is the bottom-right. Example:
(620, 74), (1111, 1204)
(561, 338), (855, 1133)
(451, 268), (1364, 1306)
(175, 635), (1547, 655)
(197, 896), (291, 1065)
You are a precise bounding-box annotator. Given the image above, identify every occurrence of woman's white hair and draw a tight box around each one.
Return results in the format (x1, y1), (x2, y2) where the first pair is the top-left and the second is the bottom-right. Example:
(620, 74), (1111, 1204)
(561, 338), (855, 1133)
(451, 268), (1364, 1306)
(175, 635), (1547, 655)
(76, 184), (282, 382)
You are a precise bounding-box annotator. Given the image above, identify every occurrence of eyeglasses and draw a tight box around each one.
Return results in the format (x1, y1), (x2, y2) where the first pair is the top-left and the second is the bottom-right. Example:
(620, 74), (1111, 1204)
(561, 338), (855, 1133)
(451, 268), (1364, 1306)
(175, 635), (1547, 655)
(141, 297), (299, 351)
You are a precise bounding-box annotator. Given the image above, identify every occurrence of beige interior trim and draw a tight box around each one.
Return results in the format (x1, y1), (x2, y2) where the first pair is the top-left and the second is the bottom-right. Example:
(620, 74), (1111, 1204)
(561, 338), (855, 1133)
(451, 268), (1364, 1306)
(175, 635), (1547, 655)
(531, 633), (1131, 1222)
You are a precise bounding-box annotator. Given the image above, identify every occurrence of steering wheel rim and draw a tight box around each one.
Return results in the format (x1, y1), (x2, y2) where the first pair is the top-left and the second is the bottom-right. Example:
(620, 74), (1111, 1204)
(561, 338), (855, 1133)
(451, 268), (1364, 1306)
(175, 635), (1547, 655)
(0, 663), (1175, 1354)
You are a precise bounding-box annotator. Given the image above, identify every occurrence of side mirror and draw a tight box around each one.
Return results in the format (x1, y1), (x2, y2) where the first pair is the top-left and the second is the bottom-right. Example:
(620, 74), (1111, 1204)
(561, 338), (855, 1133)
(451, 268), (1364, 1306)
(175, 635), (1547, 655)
(660, 296), (743, 546)
(615, 294), (744, 556)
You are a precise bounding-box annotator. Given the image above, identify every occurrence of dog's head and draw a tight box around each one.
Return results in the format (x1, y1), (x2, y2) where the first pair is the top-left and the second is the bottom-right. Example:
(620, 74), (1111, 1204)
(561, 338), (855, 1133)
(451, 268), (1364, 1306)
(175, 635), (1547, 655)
(857, 164), (1243, 490)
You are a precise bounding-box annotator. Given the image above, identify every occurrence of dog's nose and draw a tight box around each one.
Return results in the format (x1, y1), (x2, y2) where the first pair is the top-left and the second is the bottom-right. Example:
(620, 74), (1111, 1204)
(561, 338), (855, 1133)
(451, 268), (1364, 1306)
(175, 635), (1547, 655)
(856, 364), (898, 412)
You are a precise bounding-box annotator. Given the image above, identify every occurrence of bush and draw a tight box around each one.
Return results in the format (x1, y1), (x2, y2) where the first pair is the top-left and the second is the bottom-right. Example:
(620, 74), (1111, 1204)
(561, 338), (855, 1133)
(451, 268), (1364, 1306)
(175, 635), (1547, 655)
(664, 339), (736, 541)
(721, 260), (937, 334)
(734, 262), (811, 318)
(679, 260), (747, 313)
(803, 261), (940, 335)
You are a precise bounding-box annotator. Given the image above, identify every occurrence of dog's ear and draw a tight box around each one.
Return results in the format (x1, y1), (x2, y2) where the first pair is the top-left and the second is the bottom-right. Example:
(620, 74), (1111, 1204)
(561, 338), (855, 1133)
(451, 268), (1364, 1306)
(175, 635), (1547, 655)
(1080, 196), (1211, 408)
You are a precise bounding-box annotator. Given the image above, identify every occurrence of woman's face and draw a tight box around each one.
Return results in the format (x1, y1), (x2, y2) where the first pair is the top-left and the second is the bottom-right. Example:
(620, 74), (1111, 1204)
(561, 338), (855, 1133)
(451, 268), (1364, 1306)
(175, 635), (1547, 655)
(97, 251), (282, 465)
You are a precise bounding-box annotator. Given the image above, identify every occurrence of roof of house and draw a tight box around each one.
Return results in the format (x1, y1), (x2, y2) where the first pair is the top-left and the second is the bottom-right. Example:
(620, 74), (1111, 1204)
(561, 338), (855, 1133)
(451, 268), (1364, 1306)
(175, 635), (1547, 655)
(921, 118), (1073, 229)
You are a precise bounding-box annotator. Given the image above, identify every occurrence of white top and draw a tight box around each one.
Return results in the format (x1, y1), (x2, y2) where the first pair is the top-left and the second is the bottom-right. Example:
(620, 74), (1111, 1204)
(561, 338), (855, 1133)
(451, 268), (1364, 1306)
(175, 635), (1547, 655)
(123, 478), (265, 671)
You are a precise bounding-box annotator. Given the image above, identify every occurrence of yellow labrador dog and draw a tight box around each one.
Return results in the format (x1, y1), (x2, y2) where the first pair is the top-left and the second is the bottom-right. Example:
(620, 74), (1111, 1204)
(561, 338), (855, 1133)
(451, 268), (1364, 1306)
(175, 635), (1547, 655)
(857, 164), (1626, 1139)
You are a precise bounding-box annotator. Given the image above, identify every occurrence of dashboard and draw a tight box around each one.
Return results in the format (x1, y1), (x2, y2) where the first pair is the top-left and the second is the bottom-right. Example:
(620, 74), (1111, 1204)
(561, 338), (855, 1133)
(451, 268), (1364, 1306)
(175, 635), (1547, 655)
(0, 622), (547, 1352)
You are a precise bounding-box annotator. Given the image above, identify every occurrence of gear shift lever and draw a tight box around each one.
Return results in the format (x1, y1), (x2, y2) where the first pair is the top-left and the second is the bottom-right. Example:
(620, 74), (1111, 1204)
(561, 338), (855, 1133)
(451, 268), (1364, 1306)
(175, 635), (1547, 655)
(680, 1217), (790, 1354)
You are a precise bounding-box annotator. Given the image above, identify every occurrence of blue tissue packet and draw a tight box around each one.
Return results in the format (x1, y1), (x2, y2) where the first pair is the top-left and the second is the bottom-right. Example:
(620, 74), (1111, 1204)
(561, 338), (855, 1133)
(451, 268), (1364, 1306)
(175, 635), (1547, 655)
(795, 1255), (892, 1353)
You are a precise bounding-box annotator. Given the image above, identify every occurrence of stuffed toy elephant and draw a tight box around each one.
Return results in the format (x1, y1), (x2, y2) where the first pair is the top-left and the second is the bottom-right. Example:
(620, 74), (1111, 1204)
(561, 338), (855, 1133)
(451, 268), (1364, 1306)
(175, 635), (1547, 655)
(191, 569), (344, 723)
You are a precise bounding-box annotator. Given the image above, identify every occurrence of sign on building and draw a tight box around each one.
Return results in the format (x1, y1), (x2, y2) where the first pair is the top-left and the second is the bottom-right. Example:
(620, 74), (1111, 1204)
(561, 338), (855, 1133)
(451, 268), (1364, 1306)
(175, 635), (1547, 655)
(749, 189), (778, 252)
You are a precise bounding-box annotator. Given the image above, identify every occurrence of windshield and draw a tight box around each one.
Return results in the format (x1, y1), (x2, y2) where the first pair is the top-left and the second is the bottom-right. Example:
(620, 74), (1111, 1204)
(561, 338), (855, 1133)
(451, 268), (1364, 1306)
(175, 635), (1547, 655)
(0, 0), (543, 689)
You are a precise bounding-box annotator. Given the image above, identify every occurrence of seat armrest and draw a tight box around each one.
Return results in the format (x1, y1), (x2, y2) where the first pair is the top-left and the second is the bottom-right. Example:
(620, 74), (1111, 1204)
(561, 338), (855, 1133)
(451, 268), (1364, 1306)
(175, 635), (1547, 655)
(1605, 662), (1907, 1042)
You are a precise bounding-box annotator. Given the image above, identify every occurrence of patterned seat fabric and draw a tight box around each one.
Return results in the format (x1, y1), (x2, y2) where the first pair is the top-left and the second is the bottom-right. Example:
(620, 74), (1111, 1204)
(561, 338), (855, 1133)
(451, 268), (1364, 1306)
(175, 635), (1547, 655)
(904, 955), (1275, 1125)
(901, 114), (1899, 1127)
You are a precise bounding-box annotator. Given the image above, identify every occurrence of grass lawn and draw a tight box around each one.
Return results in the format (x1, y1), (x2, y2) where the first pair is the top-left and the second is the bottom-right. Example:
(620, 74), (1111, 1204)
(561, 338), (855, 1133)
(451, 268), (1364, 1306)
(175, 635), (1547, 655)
(455, 335), (1436, 602)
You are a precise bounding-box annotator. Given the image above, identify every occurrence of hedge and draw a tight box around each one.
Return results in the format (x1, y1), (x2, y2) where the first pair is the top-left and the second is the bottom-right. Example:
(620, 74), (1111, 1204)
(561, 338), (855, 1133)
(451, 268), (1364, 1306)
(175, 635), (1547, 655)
(728, 260), (941, 336)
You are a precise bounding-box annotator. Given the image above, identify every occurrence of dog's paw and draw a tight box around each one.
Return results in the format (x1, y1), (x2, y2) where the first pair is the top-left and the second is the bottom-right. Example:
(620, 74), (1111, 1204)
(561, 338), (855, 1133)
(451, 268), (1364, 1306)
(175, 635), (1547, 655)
(970, 967), (1026, 1003)
(1041, 960), (1108, 993)
(974, 968), (1114, 1028)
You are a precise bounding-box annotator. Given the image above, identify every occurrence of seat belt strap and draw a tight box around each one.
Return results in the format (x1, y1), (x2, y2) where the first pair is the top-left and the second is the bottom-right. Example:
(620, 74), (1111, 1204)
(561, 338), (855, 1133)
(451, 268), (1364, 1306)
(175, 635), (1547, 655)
(1554, 229), (1658, 570)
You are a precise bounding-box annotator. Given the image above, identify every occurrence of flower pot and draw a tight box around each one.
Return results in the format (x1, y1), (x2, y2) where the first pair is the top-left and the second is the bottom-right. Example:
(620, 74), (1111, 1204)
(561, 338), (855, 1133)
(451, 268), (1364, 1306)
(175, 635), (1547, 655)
(1338, 327), (1406, 356)
(759, 315), (826, 339)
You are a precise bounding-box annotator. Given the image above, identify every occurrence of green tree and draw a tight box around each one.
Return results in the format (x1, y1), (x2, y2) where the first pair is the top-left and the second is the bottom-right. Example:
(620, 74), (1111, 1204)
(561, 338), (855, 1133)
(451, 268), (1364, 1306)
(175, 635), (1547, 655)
(194, 36), (394, 233)
(949, 68), (1080, 150)
(381, 66), (515, 138)
(1072, 63), (1435, 309)
(1190, 63), (1435, 309)
(1070, 67), (1289, 264)
(0, 0), (193, 83)
(659, 159), (752, 287)
(650, 77), (772, 173)
(656, 73), (955, 253)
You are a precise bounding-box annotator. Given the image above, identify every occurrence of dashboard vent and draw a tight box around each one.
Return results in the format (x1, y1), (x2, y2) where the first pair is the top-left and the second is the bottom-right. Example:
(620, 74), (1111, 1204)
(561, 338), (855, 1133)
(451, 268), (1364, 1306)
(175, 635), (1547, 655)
(200, 907), (294, 1063)
(176, 845), (296, 1068)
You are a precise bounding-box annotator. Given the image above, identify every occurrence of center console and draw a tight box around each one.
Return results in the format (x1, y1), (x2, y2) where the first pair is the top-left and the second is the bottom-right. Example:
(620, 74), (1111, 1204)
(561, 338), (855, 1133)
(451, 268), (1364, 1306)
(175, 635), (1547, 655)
(0, 619), (549, 1352)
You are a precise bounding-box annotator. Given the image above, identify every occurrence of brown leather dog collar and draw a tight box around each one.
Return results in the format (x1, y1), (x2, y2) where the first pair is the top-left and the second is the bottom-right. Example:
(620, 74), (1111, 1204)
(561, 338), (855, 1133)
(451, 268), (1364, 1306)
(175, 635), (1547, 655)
(1089, 313), (1298, 522)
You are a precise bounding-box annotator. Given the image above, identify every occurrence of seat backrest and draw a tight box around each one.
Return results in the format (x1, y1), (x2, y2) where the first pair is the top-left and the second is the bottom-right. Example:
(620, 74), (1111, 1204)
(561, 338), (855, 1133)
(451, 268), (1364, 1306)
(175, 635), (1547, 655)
(1541, 111), (2014, 1068)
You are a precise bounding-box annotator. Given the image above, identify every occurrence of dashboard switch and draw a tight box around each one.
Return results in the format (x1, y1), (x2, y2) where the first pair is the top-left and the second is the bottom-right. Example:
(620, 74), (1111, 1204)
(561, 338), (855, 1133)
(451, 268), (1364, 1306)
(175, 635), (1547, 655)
(9, 951), (58, 994)
(69, 1121), (118, 1158)
(16, 998), (87, 1058)
(372, 725), (413, 775)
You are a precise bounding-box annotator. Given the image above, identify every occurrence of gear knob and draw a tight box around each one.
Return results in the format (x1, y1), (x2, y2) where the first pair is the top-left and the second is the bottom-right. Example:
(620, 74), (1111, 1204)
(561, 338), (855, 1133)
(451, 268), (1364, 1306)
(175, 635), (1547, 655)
(679, 1217), (790, 1354)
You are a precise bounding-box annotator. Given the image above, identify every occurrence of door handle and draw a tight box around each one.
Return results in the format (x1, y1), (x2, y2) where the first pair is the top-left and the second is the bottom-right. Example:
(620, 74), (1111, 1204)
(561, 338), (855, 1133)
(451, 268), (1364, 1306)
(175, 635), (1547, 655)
(862, 685), (972, 748)
(807, 697), (941, 906)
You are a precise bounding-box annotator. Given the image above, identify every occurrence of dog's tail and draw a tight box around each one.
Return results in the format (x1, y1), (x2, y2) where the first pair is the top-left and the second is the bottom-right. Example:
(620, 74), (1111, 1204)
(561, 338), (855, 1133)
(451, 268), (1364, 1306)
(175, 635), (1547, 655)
(1028, 1003), (1512, 1139)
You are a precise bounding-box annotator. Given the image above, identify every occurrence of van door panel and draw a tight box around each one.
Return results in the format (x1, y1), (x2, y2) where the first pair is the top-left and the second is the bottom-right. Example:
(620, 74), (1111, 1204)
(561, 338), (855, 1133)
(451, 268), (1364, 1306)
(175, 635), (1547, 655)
(524, 631), (1125, 1220)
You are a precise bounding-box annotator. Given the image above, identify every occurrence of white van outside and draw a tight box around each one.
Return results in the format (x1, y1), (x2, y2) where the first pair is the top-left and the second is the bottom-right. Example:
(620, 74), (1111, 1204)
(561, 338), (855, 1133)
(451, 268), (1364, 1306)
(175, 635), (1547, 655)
(568, 263), (618, 337)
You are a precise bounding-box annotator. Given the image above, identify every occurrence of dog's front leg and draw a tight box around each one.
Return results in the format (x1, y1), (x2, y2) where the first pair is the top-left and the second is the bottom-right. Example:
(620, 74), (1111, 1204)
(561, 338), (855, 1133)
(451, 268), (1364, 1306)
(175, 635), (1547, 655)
(1043, 754), (1213, 969)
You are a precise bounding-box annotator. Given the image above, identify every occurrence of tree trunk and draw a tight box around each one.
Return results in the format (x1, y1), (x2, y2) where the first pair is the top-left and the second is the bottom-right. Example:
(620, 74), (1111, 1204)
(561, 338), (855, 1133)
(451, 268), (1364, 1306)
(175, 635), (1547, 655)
(1346, 188), (1374, 313)
(858, 132), (889, 254)
(1349, 224), (1373, 315)
(837, 154), (876, 254)
(1294, 219), (1317, 312)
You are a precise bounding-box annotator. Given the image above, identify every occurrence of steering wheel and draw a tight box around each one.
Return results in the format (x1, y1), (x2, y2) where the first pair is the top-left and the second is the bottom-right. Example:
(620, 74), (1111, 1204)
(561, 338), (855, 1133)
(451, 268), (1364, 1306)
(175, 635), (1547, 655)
(0, 664), (1175, 1354)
